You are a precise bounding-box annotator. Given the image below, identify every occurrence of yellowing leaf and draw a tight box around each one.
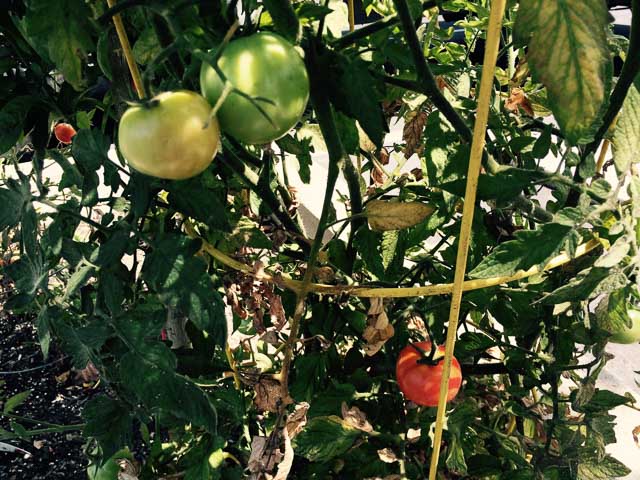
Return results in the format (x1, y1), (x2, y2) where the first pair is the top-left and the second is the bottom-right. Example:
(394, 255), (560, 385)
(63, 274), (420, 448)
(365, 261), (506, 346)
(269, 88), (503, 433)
(515, 0), (610, 144)
(365, 200), (435, 231)
(613, 82), (640, 175)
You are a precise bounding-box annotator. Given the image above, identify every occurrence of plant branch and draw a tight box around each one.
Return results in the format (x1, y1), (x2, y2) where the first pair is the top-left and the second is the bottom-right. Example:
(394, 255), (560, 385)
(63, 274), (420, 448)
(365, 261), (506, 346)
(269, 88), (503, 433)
(332, 15), (398, 50)
(391, 0), (473, 143)
(277, 37), (346, 400)
(343, 158), (365, 274)
(220, 139), (306, 240)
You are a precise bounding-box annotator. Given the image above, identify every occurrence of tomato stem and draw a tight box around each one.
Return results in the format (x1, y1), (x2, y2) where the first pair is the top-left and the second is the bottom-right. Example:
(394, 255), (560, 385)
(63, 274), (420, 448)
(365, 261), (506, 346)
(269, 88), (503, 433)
(411, 343), (442, 366)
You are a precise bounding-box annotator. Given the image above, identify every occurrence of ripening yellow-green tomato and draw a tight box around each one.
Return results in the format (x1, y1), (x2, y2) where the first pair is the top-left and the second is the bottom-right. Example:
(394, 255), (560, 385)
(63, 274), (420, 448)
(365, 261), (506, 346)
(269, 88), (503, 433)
(118, 91), (220, 180)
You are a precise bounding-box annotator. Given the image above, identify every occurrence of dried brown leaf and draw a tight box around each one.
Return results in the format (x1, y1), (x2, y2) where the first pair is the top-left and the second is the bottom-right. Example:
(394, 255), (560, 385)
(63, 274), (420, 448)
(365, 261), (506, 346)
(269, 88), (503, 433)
(117, 458), (140, 480)
(76, 362), (99, 383)
(505, 88), (534, 116)
(377, 448), (399, 463)
(403, 110), (427, 158)
(365, 200), (435, 231)
(342, 402), (373, 433)
(254, 377), (285, 413)
(285, 402), (309, 439)
(248, 436), (283, 474)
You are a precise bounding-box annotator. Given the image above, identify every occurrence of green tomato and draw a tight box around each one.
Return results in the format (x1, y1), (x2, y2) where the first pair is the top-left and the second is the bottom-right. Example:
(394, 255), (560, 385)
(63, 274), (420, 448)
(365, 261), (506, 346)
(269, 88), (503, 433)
(118, 91), (220, 180)
(200, 32), (309, 145)
(609, 308), (640, 344)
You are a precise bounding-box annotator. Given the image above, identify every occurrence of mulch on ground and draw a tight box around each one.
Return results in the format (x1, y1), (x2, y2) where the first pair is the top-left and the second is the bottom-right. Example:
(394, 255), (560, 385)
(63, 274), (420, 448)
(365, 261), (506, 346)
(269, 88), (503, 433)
(0, 312), (98, 480)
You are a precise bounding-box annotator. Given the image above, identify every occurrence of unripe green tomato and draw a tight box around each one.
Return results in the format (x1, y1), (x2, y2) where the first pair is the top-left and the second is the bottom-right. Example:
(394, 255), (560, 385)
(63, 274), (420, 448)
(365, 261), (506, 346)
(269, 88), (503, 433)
(609, 308), (640, 344)
(118, 91), (220, 180)
(200, 32), (309, 145)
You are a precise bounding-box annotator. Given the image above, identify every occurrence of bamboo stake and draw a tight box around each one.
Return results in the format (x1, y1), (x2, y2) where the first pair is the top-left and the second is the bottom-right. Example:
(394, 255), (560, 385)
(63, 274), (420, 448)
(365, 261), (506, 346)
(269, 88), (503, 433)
(106, 0), (146, 99)
(427, 1), (507, 478)
(348, 0), (355, 32)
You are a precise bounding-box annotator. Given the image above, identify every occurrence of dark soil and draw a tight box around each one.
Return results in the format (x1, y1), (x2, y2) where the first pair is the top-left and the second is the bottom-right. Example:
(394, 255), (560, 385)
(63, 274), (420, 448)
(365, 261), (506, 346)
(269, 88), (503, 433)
(0, 312), (97, 479)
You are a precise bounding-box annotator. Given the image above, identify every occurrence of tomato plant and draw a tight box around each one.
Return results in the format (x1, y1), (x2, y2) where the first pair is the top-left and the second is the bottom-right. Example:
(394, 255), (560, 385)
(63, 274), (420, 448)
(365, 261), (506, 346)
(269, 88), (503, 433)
(0, 0), (639, 479)
(118, 91), (220, 180)
(396, 341), (462, 406)
(200, 32), (309, 144)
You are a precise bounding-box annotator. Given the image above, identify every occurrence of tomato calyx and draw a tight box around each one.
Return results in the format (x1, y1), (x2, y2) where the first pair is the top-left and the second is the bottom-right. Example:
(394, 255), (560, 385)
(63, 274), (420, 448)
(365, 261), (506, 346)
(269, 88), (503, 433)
(411, 342), (443, 366)
(125, 98), (160, 110)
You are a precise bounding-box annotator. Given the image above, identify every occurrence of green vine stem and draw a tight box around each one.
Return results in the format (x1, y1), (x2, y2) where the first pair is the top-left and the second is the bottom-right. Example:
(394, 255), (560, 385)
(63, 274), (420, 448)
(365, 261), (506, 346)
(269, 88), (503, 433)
(220, 139), (306, 240)
(343, 156), (365, 274)
(277, 37), (346, 400)
(392, 0), (473, 143)
(0, 423), (85, 441)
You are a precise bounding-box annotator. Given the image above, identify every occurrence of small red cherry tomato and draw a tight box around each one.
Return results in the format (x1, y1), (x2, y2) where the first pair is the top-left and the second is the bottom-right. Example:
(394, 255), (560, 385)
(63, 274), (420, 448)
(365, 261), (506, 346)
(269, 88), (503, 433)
(54, 123), (77, 144)
(396, 341), (462, 407)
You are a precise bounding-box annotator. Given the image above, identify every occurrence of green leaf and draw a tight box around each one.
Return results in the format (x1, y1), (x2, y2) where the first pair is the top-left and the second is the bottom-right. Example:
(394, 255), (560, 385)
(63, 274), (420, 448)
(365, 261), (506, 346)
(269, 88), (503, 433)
(439, 166), (549, 201)
(132, 27), (161, 65)
(576, 454), (631, 479)
(64, 263), (96, 300)
(0, 96), (36, 153)
(333, 111), (360, 155)
(514, 0), (610, 143)
(83, 395), (132, 460)
(276, 134), (313, 183)
(596, 288), (632, 333)
(142, 234), (226, 344)
(72, 129), (110, 172)
(21, 0), (95, 90)
(469, 222), (577, 279)
(0, 187), (24, 231)
(576, 389), (630, 414)
(381, 230), (399, 271)
(293, 416), (361, 461)
(262, 0), (300, 42)
(3, 390), (31, 414)
(35, 307), (52, 359)
(290, 352), (328, 401)
(353, 227), (384, 279)
(539, 267), (626, 305)
(612, 81), (640, 175)
(49, 150), (83, 190)
(167, 178), (230, 232)
(72, 129), (110, 206)
(53, 315), (111, 369)
(532, 124), (552, 159)
(119, 345), (218, 435)
(328, 53), (387, 148)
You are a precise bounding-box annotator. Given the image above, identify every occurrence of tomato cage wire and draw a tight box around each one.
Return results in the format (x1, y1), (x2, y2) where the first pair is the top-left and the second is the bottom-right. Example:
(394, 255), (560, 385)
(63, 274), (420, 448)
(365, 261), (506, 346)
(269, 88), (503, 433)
(106, 0), (603, 477)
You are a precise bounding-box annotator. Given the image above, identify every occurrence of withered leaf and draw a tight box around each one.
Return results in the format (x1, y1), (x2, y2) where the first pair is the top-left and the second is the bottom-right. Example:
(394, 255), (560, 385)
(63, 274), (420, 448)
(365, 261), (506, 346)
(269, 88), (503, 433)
(365, 200), (435, 231)
(341, 402), (373, 433)
(377, 448), (399, 463)
(254, 376), (286, 413)
(403, 110), (428, 159)
(505, 88), (534, 116)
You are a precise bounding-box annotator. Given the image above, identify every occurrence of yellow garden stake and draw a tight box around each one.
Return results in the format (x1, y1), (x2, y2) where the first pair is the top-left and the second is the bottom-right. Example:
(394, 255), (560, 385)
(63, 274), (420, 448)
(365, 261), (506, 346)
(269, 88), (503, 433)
(348, 0), (356, 32)
(427, 1), (507, 479)
(106, 0), (146, 100)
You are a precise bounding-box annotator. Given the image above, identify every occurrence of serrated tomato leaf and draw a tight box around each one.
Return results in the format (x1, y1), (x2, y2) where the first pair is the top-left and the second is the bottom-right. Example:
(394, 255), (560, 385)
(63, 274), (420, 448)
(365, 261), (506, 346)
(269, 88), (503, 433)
(514, 0), (611, 144)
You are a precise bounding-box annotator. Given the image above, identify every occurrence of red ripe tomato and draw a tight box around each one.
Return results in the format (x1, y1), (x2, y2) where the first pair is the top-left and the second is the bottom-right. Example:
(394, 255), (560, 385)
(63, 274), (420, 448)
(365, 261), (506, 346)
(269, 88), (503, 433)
(54, 123), (77, 144)
(395, 341), (462, 407)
